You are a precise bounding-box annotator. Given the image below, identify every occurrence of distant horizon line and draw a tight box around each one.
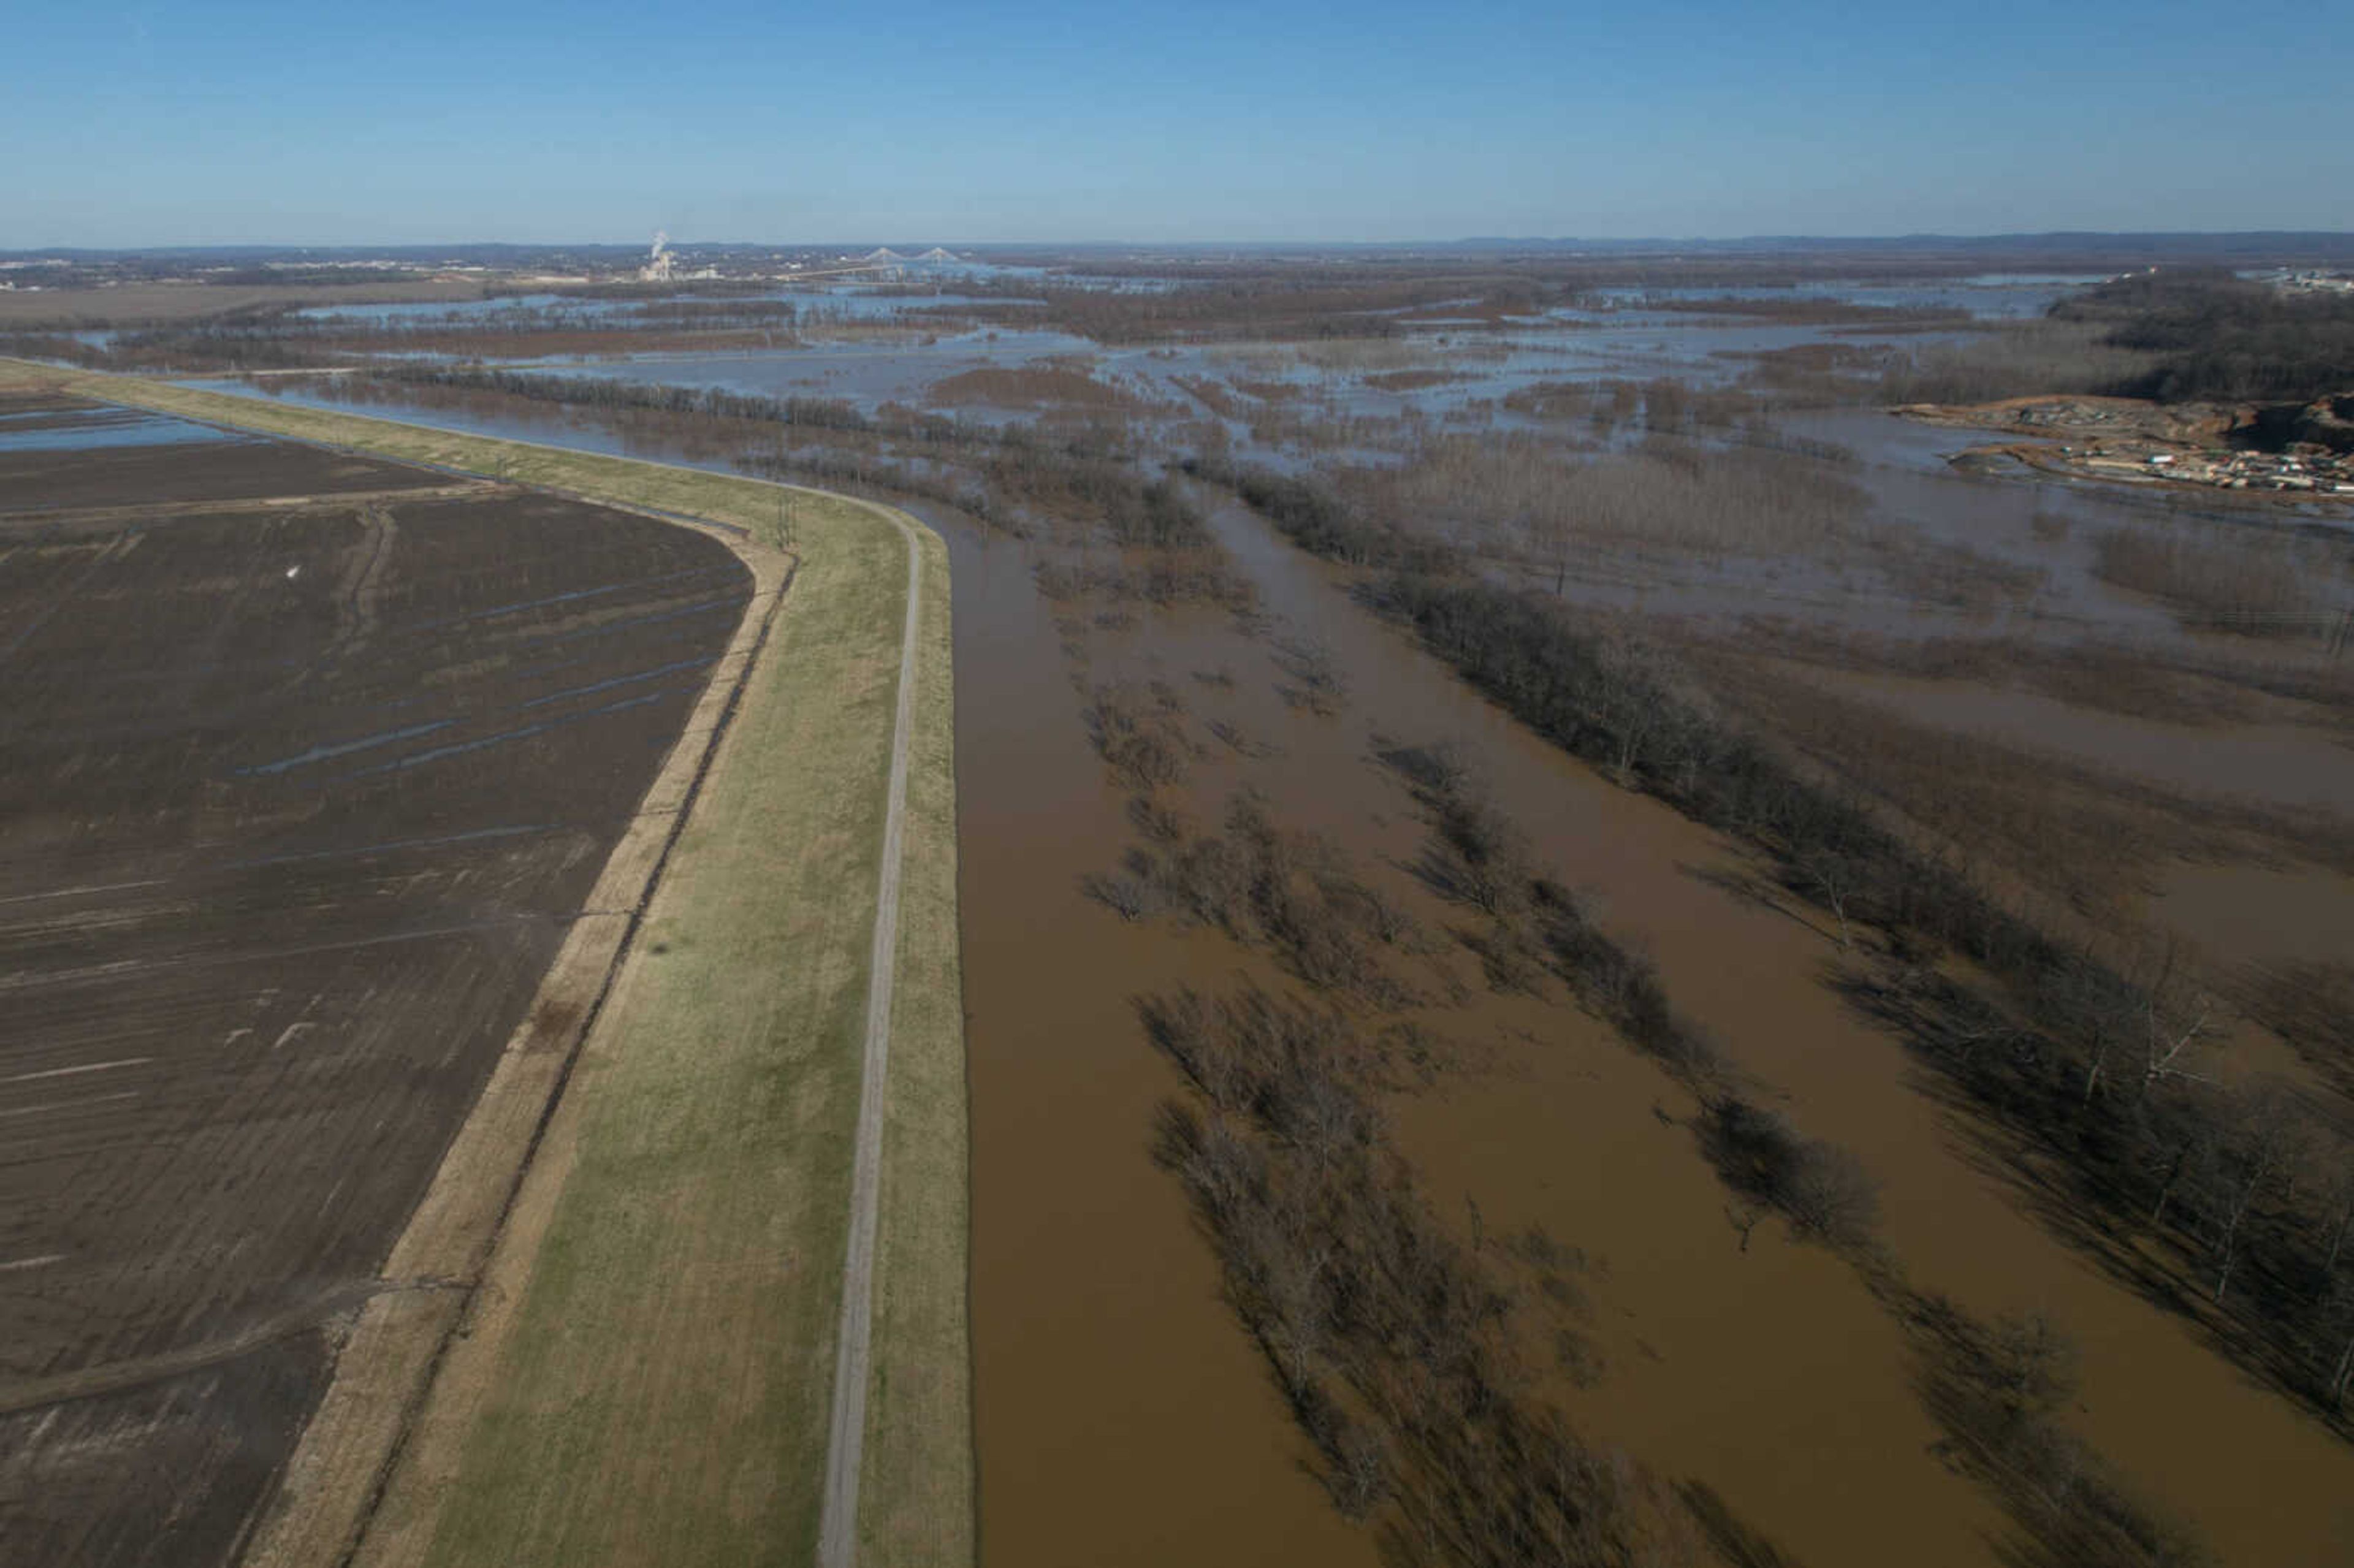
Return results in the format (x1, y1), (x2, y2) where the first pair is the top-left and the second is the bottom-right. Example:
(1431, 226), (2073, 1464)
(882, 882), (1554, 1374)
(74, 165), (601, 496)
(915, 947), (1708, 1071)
(6, 229), (2354, 259)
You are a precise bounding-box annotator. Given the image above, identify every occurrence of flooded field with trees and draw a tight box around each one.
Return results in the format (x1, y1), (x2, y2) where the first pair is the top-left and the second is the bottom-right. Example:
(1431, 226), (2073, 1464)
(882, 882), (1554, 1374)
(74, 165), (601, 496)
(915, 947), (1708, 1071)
(34, 243), (2354, 1566)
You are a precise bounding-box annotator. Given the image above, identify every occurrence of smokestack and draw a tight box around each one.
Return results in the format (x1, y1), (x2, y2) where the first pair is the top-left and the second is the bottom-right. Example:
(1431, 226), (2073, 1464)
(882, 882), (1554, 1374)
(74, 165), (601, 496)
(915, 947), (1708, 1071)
(642, 231), (673, 283)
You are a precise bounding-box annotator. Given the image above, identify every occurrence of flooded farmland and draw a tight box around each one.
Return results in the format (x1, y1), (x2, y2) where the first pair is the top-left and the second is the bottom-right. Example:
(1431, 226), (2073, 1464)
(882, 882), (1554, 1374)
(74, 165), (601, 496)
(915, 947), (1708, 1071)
(131, 256), (2354, 1565)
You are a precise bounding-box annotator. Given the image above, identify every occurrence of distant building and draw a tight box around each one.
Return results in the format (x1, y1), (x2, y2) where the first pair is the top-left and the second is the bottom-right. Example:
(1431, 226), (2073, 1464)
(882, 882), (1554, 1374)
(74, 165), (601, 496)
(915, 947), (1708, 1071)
(640, 232), (673, 283)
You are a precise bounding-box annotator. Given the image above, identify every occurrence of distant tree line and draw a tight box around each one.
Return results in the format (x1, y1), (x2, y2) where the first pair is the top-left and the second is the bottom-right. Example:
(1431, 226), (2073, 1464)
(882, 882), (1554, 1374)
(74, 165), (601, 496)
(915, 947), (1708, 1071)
(2054, 268), (2354, 405)
(380, 365), (1263, 602)
(387, 363), (959, 440)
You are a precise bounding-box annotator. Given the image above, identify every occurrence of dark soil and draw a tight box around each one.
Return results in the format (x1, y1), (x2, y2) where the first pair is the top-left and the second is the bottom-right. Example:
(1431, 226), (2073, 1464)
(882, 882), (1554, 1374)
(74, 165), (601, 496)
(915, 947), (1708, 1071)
(0, 400), (751, 1568)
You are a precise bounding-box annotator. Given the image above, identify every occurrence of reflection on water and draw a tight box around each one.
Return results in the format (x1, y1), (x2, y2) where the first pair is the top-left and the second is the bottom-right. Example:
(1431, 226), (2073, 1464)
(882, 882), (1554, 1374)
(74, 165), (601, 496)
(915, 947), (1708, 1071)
(525, 327), (1102, 409)
(1583, 275), (2105, 319)
(0, 405), (248, 452)
(288, 284), (1038, 328)
(1783, 661), (2354, 813)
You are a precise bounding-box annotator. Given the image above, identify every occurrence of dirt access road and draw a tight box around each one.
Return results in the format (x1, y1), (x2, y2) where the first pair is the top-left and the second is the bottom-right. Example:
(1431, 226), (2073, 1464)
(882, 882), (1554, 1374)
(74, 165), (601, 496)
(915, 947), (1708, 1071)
(817, 488), (923, 1568)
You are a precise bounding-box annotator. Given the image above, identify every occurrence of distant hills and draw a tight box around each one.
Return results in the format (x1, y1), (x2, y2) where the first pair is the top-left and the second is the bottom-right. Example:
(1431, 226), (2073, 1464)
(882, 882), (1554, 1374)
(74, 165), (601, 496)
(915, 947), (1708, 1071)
(1447, 232), (2354, 261)
(7, 233), (2352, 269)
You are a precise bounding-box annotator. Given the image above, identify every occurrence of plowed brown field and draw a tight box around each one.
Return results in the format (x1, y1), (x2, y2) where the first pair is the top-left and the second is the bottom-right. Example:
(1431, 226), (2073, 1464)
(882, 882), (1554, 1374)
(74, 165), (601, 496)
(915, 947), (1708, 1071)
(0, 395), (751, 1568)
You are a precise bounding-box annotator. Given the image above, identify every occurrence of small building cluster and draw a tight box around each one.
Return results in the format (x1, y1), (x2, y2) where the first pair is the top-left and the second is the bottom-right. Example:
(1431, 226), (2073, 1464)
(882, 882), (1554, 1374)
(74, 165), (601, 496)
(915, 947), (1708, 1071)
(2138, 448), (2354, 493)
(2258, 268), (2354, 296)
(2057, 445), (2354, 494)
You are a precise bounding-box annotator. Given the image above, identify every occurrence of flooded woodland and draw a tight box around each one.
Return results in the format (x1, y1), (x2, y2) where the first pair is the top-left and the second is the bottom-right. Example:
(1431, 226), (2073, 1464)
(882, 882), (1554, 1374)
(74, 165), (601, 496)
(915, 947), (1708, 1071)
(44, 253), (2354, 1566)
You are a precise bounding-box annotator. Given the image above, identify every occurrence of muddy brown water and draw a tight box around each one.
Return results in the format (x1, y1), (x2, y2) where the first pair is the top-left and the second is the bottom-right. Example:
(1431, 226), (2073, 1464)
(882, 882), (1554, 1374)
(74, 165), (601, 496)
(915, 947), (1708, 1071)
(1770, 662), (2354, 815)
(945, 522), (1370, 1568)
(945, 492), (2354, 1566)
(2155, 861), (2354, 973)
(1751, 658), (2354, 1027)
(1224, 498), (2354, 1562)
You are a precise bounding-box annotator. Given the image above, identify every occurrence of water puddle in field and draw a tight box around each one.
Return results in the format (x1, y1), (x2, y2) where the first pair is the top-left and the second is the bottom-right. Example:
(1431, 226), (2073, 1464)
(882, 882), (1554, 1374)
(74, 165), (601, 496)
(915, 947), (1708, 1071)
(407, 563), (736, 634)
(516, 654), (717, 709)
(0, 406), (248, 453)
(236, 653), (722, 780)
(216, 823), (560, 872)
(340, 687), (684, 779)
(524, 594), (742, 649)
(237, 718), (455, 776)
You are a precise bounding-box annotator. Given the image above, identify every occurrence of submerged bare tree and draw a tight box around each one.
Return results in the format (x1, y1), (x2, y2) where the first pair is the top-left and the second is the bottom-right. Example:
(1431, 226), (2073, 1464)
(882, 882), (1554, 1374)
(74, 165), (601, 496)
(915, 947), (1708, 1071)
(1141, 986), (1712, 1566)
(2140, 941), (2219, 1092)
(2206, 1090), (2299, 1306)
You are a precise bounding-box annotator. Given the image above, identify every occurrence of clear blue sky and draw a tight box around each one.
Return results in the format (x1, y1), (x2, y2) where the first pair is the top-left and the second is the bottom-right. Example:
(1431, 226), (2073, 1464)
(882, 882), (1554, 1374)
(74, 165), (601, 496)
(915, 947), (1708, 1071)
(5, 0), (2348, 247)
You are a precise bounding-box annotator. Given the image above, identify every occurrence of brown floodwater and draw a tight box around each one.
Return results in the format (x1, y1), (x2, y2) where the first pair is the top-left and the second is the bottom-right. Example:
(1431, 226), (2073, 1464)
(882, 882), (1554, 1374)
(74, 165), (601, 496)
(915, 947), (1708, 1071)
(1216, 498), (2354, 1559)
(1761, 659), (2354, 1046)
(2154, 861), (2354, 973)
(948, 489), (2354, 1566)
(943, 493), (1973, 1562)
(1776, 661), (2354, 816)
(946, 520), (1370, 1567)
